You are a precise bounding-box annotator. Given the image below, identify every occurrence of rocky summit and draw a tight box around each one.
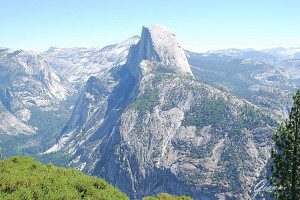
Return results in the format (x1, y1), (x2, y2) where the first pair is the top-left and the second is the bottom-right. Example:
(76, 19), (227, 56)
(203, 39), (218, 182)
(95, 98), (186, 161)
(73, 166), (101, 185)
(43, 25), (280, 199)
(127, 25), (193, 77)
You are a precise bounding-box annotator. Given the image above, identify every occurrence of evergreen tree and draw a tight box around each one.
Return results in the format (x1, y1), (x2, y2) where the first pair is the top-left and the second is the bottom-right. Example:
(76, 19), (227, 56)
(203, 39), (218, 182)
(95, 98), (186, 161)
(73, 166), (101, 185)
(270, 90), (300, 200)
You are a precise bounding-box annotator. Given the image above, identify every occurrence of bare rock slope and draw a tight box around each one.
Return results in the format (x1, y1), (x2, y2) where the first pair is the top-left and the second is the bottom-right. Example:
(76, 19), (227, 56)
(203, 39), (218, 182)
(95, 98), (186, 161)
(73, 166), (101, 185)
(45, 26), (278, 199)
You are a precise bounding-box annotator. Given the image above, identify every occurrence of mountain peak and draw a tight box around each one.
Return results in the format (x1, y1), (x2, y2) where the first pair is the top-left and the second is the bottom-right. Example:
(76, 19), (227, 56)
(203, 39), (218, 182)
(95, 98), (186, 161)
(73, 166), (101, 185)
(128, 25), (193, 77)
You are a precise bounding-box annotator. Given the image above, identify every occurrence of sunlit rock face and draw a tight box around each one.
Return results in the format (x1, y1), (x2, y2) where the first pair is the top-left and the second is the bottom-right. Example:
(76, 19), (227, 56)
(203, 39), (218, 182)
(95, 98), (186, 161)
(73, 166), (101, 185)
(127, 25), (193, 78)
(44, 26), (279, 199)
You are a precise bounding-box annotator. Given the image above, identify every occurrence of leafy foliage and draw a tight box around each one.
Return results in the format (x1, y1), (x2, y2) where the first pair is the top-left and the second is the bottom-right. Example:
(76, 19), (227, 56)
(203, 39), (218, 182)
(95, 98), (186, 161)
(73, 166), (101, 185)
(270, 90), (300, 200)
(0, 157), (129, 200)
(143, 193), (192, 200)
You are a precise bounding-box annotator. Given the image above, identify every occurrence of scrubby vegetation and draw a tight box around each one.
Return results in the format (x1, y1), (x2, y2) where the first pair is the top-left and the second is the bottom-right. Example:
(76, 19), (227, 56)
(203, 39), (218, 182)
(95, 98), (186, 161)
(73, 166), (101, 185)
(182, 98), (230, 129)
(131, 86), (159, 112)
(143, 193), (192, 200)
(0, 157), (190, 199)
(0, 157), (128, 199)
(131, 65), (176, 113)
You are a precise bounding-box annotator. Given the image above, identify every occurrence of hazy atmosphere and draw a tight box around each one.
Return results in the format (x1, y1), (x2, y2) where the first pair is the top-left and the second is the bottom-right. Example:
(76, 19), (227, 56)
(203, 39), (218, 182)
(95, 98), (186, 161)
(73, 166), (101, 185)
(1, 0), (300, 52)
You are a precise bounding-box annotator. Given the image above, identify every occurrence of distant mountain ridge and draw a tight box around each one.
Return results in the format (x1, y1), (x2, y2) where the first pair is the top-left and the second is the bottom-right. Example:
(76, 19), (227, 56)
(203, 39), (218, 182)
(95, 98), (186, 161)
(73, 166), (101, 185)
(1, 26), (299, 199)
(42, 36), (140, 87)
(206, 47), (300, 60)
(0, 49), (74, 135)
(0, 48), (76, 157)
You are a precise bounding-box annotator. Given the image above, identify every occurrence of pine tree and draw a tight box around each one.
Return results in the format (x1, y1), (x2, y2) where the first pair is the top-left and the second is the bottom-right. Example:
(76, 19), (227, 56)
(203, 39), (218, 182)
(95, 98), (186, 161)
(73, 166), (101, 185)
(270, 90), (300, 200)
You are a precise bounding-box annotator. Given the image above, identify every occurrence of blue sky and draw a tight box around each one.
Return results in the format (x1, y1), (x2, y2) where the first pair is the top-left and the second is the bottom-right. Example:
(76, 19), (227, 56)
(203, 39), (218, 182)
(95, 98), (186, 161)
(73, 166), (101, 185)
(1, 0), (299, 52)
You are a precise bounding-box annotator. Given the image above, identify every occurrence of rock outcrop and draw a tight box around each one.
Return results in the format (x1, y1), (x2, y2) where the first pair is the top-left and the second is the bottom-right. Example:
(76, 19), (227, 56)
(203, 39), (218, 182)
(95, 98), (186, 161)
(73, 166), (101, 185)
(44, 26), (278, 199)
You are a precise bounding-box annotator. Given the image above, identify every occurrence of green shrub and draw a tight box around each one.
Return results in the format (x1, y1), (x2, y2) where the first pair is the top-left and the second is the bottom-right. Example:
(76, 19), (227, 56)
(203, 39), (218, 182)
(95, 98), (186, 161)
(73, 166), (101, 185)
(0, 157), (128, 200)
(143, 193), (192, 200)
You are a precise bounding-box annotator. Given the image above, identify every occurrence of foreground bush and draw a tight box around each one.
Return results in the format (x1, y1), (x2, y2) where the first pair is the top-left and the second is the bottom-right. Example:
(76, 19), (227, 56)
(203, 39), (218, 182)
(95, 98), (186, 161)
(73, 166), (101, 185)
(143, 193), (192, 200)
(0, 157), (128, 199)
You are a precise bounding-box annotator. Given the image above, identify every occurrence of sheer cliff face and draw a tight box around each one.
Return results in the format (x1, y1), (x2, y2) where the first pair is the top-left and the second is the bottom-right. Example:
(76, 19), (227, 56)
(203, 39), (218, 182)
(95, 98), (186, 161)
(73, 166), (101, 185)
(127, 25), (193, 78)
(45, 25), (278, 199)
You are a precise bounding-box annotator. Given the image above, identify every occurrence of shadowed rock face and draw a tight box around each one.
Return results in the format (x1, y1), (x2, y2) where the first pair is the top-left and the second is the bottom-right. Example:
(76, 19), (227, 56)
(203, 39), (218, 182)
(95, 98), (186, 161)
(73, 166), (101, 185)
(45, 26), (278, 199)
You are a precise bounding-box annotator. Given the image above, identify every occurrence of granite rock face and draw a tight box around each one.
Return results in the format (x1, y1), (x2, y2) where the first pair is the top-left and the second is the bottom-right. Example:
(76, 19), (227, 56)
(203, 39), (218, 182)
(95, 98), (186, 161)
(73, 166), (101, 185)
(44, 26), (279, 199)
(0, 49), (74, 135)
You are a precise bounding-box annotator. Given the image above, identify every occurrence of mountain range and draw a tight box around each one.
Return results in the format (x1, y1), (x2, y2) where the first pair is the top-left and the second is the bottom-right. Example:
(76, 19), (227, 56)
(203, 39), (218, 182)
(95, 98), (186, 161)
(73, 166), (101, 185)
(0, 25), (299, 199)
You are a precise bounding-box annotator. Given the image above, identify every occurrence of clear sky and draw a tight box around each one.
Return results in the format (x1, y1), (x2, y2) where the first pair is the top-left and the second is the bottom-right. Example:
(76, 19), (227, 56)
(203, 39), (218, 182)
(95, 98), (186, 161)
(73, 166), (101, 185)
(1, 0), (299, 52)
